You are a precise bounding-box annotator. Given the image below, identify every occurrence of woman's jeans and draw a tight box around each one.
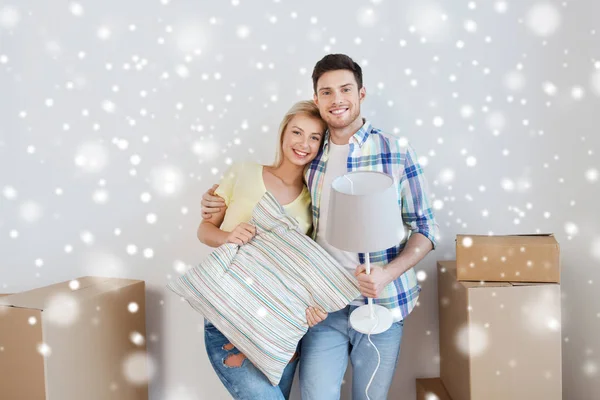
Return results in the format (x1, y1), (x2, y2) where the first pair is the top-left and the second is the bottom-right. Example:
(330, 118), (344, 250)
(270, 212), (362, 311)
(204, 320), (299, 400)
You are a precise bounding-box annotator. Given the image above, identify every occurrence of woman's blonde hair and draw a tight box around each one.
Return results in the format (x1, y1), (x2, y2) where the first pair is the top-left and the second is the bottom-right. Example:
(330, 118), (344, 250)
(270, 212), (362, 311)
(272, 100), (326, 167)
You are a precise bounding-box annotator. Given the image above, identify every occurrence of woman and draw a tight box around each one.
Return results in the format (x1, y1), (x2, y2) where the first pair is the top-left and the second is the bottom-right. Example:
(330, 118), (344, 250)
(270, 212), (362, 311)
(197, 100), (328, 399)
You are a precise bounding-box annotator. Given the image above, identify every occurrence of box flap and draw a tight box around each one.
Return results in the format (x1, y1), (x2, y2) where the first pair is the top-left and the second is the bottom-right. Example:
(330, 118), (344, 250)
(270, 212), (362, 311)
(456, 233), (554, 238)
(1, 276), (143, 310)
(463, 280), (512, 288)
(441, 261), (559, 289)
(438, 261), (513, 288)
(510, 281), (557, 287)
(456, 233), (558, 247)
(513, 233), (555, 237)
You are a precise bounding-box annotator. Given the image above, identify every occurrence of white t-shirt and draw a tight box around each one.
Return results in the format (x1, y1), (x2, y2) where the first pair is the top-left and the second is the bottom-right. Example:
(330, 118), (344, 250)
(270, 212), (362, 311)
(315, 142), (364, 304)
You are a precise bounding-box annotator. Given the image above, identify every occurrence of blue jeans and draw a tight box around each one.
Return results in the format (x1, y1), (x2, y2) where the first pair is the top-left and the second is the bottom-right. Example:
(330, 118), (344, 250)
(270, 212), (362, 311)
(299, 305), (404, 400)
(203, 320), (299, 400)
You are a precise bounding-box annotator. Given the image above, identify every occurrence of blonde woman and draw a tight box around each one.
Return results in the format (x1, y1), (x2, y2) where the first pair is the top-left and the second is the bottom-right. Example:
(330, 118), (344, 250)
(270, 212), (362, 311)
(197, 101), (329, 399)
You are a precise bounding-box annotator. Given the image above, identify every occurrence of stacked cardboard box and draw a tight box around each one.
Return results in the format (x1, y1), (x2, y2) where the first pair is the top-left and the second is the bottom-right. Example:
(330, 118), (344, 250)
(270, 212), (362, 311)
(436, 234), (562, 400)
(0, 276), (148, 400)
(454, 234), (560, 283)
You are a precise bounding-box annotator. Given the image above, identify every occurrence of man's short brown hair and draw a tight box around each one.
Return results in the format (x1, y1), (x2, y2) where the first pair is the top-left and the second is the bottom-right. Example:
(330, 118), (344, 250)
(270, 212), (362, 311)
(312, 54), (363, 93)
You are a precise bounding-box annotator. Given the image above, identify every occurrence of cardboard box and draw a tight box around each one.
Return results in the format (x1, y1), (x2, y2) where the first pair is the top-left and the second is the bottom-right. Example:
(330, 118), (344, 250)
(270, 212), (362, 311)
(456, 234), (560, 283)
(416, 378), (452, 400)
(0, 276), (148, 400)
(438, 261), (562, 400)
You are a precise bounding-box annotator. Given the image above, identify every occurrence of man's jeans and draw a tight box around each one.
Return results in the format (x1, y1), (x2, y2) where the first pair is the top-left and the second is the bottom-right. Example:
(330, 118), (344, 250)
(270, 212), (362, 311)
(299, 305), (403, 400)
(204, 320), (298, 400)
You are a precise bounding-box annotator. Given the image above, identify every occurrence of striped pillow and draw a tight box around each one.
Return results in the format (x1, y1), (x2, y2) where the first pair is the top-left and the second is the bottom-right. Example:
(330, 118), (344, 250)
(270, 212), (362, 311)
(167, 192), (360, 385)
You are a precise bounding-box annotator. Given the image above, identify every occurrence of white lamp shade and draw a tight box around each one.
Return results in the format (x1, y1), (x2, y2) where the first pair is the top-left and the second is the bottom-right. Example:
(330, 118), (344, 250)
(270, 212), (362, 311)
(325, 171), (405, 253)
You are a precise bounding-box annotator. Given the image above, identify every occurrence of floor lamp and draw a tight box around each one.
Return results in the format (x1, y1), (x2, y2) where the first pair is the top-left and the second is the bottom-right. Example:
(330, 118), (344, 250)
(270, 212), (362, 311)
(325, 171), (404, 335)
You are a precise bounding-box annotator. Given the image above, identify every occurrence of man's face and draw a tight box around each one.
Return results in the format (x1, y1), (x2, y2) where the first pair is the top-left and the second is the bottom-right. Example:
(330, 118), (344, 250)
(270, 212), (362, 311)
(313, 69), (366, 130)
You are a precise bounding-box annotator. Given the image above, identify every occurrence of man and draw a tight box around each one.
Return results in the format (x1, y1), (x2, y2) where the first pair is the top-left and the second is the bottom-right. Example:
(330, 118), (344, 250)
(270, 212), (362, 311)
(201, 54), (438, 399)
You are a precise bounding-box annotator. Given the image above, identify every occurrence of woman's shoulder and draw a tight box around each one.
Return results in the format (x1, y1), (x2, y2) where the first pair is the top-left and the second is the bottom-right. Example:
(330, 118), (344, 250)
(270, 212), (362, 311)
(229, 160), (262, 170)
(224, 161), (261, 176)
(220, 162), (265, 191)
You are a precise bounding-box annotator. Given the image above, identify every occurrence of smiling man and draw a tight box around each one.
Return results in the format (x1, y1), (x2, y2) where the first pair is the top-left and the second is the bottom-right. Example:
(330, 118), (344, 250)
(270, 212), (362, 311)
(298, 54), (439, 400)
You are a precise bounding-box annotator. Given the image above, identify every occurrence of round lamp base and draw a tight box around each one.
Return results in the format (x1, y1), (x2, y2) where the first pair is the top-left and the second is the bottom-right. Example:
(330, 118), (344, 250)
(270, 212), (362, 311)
(349, 304), (394, 335)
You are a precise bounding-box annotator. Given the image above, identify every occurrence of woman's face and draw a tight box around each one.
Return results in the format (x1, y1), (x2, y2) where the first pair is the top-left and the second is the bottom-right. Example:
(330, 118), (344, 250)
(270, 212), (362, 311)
(280, 114), (325, 166)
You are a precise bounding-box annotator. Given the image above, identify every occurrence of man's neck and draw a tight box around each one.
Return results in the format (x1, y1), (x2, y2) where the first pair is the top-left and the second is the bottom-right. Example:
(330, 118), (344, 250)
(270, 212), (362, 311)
(328, 117), (364, 145)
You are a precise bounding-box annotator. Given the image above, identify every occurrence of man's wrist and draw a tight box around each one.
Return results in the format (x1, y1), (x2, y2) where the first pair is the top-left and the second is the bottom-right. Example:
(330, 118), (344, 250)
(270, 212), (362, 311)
(385, 258), (409, 281)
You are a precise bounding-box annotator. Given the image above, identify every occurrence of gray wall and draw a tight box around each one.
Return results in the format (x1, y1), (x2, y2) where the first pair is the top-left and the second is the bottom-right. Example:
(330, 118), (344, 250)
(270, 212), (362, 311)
(1, 1), (599, 399)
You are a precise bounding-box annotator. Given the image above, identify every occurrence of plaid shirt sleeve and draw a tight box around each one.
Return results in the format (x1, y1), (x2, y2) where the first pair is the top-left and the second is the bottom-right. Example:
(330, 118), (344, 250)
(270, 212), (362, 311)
(399, 144), (439, 248)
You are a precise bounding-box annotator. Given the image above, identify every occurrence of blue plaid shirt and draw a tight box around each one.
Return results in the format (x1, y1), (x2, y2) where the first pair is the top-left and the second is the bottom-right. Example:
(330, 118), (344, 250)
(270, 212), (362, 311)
(305, 119), (439, 321)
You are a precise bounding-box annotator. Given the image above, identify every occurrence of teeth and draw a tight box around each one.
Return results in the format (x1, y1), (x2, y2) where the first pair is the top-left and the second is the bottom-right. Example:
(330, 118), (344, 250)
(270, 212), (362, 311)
(294, 150), (307, 157)
(331, 109), (347, 115)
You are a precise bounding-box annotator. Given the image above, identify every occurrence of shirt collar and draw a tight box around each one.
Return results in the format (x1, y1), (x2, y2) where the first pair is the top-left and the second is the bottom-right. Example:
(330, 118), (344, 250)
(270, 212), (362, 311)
(323, 118), (372, 150)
